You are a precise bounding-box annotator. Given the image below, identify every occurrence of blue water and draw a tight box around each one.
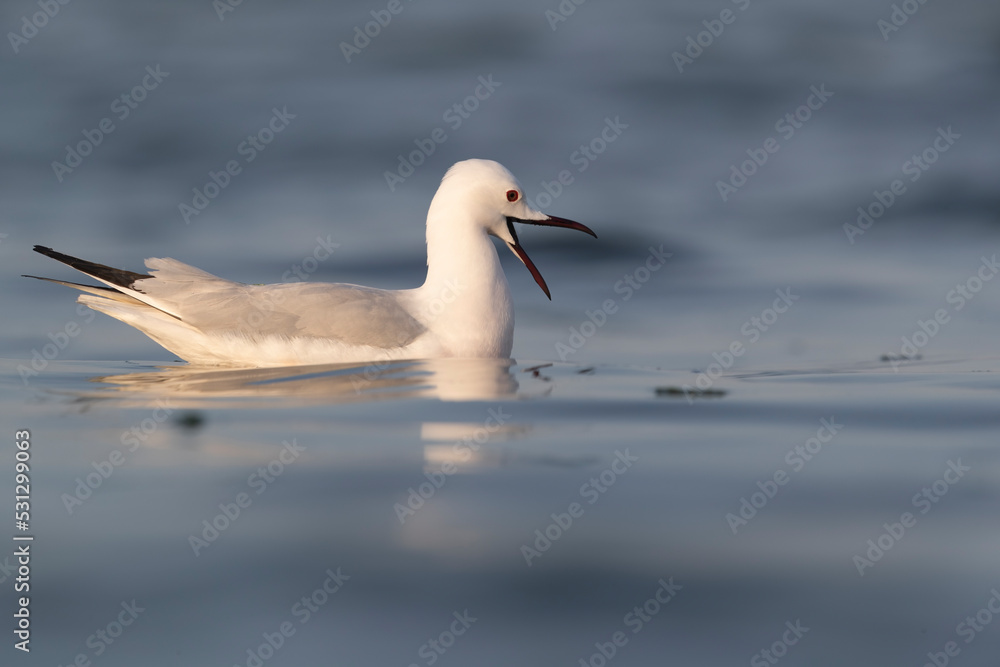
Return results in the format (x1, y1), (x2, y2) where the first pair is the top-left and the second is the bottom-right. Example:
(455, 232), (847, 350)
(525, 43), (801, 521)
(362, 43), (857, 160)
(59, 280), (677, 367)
(2, 0), (1000, 665)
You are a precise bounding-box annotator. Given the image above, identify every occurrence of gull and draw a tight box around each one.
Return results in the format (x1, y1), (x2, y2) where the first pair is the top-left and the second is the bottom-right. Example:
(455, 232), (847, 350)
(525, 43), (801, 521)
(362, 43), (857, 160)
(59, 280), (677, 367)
(25, 159), (596, 367)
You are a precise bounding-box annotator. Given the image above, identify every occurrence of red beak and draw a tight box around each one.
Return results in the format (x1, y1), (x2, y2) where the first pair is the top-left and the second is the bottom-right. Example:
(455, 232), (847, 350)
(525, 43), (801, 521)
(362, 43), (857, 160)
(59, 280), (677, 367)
(505, 215), (597, 300)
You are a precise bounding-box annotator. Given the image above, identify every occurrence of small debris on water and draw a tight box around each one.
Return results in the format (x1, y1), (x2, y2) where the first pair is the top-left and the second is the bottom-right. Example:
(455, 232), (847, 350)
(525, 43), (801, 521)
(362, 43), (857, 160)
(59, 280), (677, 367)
(655, 386), (727, 399)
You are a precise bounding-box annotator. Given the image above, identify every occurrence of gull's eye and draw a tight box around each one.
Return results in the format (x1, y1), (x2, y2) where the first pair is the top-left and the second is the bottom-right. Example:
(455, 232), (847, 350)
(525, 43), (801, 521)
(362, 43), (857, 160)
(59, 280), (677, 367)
(506, 189), (519, 203)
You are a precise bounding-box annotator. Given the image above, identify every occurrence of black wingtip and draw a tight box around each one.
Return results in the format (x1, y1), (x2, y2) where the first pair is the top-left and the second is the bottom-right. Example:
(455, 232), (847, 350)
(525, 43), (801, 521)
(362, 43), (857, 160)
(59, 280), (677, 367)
(33, 245), (62, 257)
(31, 245), (152, 291)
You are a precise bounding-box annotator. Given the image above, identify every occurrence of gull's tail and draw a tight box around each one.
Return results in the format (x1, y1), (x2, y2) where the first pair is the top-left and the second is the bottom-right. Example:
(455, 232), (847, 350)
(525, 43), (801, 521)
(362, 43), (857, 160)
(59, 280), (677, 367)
(23, 245), (159, 308)
(27, 245), (153, 290)
(23, 246), (206, 360)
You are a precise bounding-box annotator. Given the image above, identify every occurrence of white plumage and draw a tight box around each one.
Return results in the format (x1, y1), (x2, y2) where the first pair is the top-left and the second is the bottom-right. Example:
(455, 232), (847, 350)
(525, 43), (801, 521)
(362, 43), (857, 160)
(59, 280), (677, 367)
(27, 160), (596, 367)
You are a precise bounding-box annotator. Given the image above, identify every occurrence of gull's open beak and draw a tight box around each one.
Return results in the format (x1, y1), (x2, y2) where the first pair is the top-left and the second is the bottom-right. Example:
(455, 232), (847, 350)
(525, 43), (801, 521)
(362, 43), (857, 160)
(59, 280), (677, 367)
(505, 215), (597, 300)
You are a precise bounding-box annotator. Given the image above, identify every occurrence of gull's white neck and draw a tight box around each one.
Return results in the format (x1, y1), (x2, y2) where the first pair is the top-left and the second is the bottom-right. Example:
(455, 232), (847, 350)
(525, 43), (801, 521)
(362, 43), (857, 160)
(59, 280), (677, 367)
(416, 205), (514, 357)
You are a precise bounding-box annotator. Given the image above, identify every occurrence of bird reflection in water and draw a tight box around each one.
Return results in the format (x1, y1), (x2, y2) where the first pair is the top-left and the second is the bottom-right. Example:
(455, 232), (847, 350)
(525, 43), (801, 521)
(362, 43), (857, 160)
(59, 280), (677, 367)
(79, 357), (523, 407)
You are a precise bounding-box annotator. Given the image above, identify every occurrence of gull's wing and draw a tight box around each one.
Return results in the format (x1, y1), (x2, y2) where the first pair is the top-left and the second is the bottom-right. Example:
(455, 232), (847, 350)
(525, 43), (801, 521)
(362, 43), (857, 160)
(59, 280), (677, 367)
(29, 248), (426, 350)
(171, 280), (427, 349)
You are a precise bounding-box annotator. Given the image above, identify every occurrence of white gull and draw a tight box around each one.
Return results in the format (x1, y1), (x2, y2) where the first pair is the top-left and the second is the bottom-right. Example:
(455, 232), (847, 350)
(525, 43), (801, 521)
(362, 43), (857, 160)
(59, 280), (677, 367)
(26, 159), (596, 366)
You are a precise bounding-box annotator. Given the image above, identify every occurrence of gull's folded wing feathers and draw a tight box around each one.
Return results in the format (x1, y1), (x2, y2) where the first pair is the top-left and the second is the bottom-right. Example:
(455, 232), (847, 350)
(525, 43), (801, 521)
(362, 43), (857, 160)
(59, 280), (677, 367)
(166, 282), (426, 349)
(135, 258), (426, 349)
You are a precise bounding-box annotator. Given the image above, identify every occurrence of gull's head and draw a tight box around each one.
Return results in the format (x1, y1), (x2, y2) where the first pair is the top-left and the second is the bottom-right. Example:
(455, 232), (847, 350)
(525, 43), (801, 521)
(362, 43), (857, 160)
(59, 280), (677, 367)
(432, 159), (597, 299)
